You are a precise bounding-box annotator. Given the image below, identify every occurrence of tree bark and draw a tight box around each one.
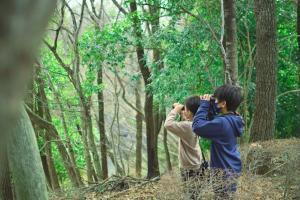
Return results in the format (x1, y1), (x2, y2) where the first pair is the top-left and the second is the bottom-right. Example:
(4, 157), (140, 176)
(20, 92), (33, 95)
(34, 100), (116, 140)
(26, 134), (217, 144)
(163, 128), (172, 171)
(8, 106), (48, 200)
(135, 76), (143, 177)
(45, 133), (61, 190)
(129, 0), (160, 178)
(223, 0), (238, 85)
(149, 1), (164, 177)
(82, 101), (102, 181)
(250, 0), (277, 142)
(98, 65), (108, 180)
(0, 149), (13, 200)
(76, 124), (94, 183)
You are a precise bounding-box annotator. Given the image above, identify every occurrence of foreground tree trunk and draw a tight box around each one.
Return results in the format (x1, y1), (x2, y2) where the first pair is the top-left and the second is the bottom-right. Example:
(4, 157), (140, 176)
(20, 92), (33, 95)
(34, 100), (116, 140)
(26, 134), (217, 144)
(8, 107), (48, 200)
(0, 0), (56, 198)
(250, 0), (277, 142)
(129, 0), (160, 178)
(223, 0), (238, 85)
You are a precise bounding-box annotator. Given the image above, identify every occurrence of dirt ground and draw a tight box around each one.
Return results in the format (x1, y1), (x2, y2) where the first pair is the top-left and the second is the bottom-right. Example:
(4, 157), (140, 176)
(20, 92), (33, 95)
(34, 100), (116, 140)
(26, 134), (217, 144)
(52, 139), (300, 200)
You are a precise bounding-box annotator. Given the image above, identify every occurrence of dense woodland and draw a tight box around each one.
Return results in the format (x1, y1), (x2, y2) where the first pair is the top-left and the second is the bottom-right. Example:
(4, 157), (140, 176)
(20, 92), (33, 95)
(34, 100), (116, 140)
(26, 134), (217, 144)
(0, 0), (299, 199)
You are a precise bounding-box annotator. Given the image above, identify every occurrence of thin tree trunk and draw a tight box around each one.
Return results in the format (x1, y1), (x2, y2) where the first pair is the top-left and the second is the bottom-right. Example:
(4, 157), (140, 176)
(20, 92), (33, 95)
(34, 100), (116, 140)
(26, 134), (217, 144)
(98, 65), (108, 180)
(8, 106), (48, 200)
(129, 0), (160, 179)
(250, 0), (277, 142)
(163, 128), (172, 171)
(79, 91), (102, 181)
(135, 76), (143, 177)
(41, 154), (52, 189)
(223, 0), (238, 85)
(115, 85), (126, 175)
(76, 124), (94, 183)
(150, 1), (164, 176)
(45, 133), (61, 190)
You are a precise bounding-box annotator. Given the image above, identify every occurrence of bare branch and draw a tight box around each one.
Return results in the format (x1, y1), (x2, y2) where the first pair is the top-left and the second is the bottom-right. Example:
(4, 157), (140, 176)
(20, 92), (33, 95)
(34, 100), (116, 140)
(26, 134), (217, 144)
(277, 89), (300, 99)
(112, 0), (128, 15)
(64, 0), (77, 31)
(115, 70), (145, 120)
(43, 40), (74, 78)
(54, 2), (66, 50)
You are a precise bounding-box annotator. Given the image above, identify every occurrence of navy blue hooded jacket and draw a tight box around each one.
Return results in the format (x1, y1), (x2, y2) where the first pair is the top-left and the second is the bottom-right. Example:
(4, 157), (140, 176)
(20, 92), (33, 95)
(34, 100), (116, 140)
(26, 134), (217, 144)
(192, 100), (244, 173)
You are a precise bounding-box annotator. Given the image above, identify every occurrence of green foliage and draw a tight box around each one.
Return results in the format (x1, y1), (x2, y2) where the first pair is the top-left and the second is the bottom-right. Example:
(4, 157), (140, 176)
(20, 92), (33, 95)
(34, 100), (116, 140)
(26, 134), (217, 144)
(79, 20), (131, 96)
(39, 0), (299, 187)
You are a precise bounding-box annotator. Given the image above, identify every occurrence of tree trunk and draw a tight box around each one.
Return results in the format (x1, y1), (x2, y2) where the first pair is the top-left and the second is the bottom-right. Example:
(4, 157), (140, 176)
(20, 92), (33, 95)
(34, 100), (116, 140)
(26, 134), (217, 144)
(0, 149), (14, 200)
(150, 1), (165, 176)
(84, 103), (102, 181)
(135, 76), (143, 177)
(250, 0), (277, 142)
(41, 154), (52, 189)
(44, 133), (61, 190)
(78, 88), (102, 181)
(8, 106), (48, 200)
(98, 65), (108, 180)
(223, 0), (238, 85)
(129, 0), (160, 178)
(76, 124), (94, 183)
(163, 128), (172, 171)
(0, 0), (55, 198)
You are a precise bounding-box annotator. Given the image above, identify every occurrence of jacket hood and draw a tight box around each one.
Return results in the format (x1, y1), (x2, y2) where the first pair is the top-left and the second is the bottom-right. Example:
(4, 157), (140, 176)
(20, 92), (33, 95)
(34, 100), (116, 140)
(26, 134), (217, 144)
(224, 114), (245, 137)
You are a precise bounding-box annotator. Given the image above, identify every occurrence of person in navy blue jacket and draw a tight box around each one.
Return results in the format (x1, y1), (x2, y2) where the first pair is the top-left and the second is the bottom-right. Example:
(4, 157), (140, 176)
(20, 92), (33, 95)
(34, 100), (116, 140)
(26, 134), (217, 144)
(192, 84), (244, 199)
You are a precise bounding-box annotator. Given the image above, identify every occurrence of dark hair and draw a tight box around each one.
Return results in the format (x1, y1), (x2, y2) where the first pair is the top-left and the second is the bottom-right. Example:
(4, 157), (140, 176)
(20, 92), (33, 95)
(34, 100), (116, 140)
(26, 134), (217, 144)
(213, 84), (243, 112)
(185, 95), (201, 116)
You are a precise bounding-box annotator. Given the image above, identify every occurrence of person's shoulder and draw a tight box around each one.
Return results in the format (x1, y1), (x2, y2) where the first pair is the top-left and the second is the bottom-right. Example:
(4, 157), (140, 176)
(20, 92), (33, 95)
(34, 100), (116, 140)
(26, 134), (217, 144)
(212, 115), (227, 123)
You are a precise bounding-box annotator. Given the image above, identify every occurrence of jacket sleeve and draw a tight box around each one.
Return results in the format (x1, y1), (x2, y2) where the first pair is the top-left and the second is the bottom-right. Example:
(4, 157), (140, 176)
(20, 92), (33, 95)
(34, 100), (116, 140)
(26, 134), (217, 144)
(192, 100), (224, 139)
(164, 110), (191, 141)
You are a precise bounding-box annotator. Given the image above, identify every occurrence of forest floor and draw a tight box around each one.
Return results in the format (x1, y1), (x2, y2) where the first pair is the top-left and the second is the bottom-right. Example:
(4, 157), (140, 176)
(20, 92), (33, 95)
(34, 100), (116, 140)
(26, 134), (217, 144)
(51, 139), (300, 200)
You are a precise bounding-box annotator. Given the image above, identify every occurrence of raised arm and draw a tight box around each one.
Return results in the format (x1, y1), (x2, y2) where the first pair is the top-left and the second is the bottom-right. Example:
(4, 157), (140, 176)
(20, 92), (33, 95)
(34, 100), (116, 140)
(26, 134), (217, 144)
(164, 109), (192, 141)
(192, 100), (223, 139)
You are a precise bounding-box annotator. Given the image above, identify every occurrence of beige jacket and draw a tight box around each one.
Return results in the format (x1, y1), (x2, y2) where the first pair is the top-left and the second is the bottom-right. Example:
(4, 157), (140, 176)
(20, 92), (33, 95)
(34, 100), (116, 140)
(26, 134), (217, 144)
(164, 110), (202, 170)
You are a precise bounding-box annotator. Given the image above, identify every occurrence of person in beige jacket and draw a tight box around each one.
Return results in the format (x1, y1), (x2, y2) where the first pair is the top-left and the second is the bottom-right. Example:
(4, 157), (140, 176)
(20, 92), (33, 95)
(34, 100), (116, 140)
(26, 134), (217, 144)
(164, 96), (203, 180)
